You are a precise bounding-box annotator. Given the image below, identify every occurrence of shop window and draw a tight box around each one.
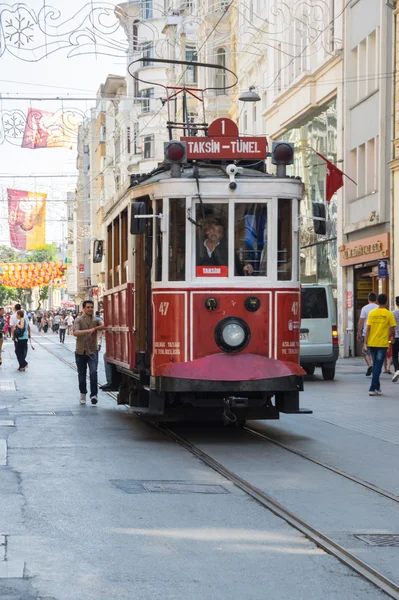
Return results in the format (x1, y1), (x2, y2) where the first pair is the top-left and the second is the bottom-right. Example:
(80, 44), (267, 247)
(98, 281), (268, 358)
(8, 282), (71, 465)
(278, 199), (292, 281)
(196, 203), (228, 277)
(169, 199), (186, 281)
(155, 199), (163, 282)
(234, 203), (267, 276)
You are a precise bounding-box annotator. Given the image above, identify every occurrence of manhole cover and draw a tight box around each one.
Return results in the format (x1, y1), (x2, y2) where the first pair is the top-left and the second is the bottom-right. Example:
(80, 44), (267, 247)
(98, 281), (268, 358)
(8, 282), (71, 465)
(354, 534), (399, 547)
(0, 381), (16, 392)
(111, 480), (229, 495)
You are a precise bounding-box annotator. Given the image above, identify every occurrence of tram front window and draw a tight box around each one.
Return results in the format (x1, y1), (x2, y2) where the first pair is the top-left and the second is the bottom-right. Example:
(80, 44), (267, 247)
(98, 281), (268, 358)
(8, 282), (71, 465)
(234, 203), (267, 276)
(196, 204), (228, 277)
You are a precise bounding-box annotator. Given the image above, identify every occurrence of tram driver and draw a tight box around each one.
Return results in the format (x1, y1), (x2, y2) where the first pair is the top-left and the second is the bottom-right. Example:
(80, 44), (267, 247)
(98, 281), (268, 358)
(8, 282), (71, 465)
(196, 217), (254, 276)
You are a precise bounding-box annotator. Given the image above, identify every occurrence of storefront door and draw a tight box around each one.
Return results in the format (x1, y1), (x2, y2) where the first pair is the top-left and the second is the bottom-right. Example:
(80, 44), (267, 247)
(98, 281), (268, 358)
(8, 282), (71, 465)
(354, 265), (378, 356)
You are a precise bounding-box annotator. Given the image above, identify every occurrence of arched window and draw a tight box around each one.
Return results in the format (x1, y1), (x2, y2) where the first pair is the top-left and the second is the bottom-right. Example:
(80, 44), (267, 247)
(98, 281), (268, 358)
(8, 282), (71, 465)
(216, 48), (226, 95)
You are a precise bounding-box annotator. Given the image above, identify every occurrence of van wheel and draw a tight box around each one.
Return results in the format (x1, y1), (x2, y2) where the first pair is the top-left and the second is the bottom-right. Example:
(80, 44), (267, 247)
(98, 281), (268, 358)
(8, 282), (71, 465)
(304, 366), (315, 375)
(322, 366), (335, 380)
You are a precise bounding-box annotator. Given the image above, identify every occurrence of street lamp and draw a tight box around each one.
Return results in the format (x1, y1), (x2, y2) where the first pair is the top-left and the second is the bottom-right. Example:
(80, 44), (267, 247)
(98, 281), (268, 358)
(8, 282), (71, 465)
(239, 86), (261, 102)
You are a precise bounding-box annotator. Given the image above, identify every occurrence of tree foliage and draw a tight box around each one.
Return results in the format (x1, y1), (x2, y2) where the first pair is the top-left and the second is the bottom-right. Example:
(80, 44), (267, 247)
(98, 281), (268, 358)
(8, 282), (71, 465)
(0, 245), (20, 263)
(26, 243), (58, 263)
(0, 284), (19, 307)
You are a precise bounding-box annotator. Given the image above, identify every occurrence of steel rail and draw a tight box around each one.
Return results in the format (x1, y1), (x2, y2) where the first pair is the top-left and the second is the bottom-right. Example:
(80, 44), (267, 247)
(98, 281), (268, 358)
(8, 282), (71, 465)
(159, 424), (399, 600)
(244, 426), (399, 505)
(31, 332), (399, 598)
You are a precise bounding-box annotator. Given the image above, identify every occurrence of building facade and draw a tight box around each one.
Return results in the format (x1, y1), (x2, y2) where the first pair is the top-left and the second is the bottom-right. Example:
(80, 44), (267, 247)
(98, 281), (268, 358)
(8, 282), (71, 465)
(340, 0), (394, 356)
(391, 0), (399, 314)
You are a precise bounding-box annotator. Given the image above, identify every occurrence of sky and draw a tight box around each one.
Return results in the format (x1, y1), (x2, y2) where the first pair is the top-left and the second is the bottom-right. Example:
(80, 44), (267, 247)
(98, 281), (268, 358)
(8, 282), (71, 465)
(0, 0), (126, 248)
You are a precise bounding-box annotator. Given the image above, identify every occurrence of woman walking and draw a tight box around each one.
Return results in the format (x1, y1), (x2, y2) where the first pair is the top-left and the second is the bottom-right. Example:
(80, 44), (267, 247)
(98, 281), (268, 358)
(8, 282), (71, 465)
(15, 310), (29, 371)
(59, 315), (67, 343)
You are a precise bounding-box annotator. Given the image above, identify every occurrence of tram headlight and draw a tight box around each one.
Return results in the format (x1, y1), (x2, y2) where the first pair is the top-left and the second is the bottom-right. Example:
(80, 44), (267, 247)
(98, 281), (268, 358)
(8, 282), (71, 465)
(214, 317), (251, 353)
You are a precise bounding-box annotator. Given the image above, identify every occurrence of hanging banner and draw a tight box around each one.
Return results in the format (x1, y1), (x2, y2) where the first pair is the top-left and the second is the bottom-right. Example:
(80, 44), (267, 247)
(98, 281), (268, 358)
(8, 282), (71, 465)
(7, 189), (46, 251)
(21, 108), (79, 150)
(0, 261), (67, 289)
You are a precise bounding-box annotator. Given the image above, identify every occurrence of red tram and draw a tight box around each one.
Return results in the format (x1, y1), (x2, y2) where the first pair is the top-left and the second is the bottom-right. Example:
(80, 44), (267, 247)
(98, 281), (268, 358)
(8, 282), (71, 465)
(99, 118), (314, 423)
(97, 59), (315, 422)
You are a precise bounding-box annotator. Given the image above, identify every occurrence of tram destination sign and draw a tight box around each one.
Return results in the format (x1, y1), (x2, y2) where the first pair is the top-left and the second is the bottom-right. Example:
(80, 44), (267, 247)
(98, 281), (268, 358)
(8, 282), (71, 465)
(181, 117), (267, 160)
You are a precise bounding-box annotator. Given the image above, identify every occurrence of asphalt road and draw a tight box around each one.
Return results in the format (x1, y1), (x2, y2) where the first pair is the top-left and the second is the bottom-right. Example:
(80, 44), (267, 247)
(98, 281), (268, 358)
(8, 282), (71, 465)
(0, 332), (397, 599)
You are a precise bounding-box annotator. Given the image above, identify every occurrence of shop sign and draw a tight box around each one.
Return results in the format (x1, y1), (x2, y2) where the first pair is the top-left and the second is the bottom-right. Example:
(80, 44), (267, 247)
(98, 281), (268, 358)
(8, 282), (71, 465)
(182, 118), (267, 160)
(346, 291), (353, 309)
(378, 260), (388, 279)
(338, 233), (390, 267)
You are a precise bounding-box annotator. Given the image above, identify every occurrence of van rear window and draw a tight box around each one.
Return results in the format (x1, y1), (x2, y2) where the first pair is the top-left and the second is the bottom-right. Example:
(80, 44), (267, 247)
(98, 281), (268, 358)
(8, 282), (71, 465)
(302, 288), (328, 319)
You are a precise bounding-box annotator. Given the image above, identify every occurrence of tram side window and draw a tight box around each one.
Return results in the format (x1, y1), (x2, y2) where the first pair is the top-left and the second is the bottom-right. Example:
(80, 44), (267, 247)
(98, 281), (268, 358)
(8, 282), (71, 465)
(107, 224), (113, 289)
(196, 203), (228, 277)
(113, 217), (120, 286)
(278, 199), (292, 281)
(169, 199), (186, 281)
(155, 199), (162, 282)
(234, 203), (267, 276)
(121, 209), (128, 284)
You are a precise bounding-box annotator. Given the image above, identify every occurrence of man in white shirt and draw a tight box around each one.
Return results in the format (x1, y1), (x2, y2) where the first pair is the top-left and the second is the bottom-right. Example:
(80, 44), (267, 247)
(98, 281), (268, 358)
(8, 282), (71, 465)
(357, 292), (378, 376)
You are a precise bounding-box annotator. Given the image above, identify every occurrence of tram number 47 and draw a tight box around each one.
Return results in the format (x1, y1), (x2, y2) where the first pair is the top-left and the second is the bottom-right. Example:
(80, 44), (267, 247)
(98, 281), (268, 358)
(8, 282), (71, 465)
(291, 301), (299, 316)
(159, 302), (170, 316)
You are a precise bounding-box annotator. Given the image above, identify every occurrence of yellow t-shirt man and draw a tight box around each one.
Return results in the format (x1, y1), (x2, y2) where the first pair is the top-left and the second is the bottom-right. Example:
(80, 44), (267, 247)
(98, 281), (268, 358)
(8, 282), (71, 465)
(366, 308), (396, 347)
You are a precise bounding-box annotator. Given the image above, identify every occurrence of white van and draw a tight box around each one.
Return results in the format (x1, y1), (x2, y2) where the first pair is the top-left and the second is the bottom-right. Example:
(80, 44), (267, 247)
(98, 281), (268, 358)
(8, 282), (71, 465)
(300, 284), (339, 380)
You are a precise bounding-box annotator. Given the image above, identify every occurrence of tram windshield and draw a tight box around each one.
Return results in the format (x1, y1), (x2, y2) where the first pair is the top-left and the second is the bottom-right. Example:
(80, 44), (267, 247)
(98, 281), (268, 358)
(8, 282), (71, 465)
(196, 203), (229, 277)
(234, 203), (267, 277)
(195, 202), (268, 277)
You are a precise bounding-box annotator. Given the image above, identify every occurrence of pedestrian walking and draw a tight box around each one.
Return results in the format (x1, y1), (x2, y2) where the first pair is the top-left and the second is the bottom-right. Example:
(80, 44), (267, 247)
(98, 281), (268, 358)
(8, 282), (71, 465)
(363, 293), (396, 396)
(66, 313), (74, 335)
(42, 316), (49, 334)
(0, 307), (5, 365)
(10, 303), (21, 342)
(357, 292), (378, 376)
(53, 313), (61, 333)
(391, 296), (399, 383)
(59, 315), (67, 344)
(73, 300), (105, 405)
(14, 310), (29, 371)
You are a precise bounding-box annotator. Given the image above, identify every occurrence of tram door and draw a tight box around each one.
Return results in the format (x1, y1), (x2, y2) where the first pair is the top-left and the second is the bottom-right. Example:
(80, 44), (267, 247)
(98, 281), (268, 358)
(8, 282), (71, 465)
(134, 198), (153, 368)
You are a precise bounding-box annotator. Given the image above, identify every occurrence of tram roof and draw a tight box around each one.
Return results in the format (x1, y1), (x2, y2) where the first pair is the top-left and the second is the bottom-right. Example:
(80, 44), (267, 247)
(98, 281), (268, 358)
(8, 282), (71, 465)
(129, 164), (301, 188)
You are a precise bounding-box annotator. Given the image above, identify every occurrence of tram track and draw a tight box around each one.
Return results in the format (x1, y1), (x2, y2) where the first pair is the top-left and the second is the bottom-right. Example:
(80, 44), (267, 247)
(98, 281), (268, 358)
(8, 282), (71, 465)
(159, 424), (399, 600)
(32, 333), (399, 506)
(32, 331), (399, 599)
(243, 425), (399, 505)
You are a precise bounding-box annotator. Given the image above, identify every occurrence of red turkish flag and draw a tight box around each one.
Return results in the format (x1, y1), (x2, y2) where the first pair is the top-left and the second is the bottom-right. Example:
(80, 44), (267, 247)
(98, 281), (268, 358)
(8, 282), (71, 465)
(316, 152), (344, 202)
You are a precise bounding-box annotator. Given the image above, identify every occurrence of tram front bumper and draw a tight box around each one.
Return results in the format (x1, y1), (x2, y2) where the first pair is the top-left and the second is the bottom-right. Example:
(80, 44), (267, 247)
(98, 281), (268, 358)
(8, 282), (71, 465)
(152, 353), (305, 394)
